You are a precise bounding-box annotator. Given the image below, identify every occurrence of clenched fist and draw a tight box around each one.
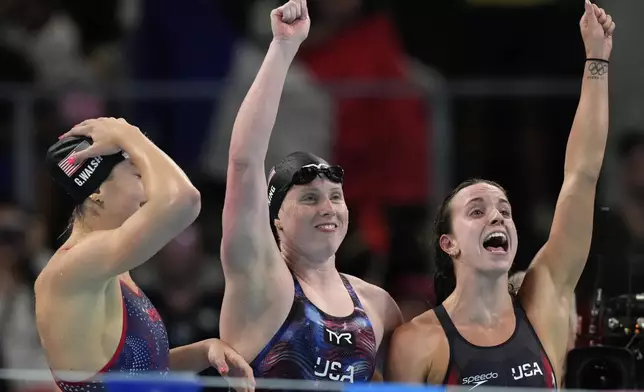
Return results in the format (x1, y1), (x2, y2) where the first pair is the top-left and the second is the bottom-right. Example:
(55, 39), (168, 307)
(580, 0), (616, 61)
(271, 0), (310, 45)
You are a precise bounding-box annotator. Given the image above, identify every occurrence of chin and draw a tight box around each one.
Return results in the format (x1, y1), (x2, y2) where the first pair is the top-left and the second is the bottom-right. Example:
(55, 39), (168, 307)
(481, 253), (514, 272)
(307, 242), (341, 262)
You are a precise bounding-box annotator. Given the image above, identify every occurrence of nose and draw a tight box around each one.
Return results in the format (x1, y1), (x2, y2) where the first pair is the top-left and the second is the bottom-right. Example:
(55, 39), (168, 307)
(489, 209), (504, 226)
(318, 197), (336, 217)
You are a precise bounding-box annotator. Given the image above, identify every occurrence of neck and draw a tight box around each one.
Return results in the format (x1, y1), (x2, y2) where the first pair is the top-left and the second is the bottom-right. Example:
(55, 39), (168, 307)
(71, 215), (121, 238)
(281, 247), (338, 288)
(445, 269), (512, 326)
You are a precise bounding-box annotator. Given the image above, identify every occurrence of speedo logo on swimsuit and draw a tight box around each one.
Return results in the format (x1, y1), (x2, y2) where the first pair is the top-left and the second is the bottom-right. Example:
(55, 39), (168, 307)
(462, 372), (498, 389)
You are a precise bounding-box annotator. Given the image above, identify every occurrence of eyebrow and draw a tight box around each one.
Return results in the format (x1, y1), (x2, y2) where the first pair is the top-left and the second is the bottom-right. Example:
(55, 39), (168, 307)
(297, 184), (343, 192)
(465, 197), (510, 206)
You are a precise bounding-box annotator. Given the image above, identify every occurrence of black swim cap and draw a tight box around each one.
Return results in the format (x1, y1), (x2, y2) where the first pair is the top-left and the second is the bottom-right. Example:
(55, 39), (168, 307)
(267, 151), (343, 240)
(46, 136), (127, 204)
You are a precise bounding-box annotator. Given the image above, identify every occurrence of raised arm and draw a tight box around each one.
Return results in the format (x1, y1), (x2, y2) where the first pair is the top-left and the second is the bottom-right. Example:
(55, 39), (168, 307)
(45, 118), (201, 290)
(525, 3), (615, 298)
(219, 0), (311, 355)
(221, 0), (310, 277)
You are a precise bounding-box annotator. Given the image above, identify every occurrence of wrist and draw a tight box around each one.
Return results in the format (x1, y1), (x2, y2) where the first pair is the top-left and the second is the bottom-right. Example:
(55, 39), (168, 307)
(200, 338), (215, 356)
(586, 52), (610, 62)
(270, 39), (301, 57)
(115, 126), (145, 150)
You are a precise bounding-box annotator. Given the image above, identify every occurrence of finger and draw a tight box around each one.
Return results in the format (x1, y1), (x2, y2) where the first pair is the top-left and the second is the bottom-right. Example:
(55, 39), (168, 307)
(68, 144), (101, 162)
(270, 8), (282, 21)
(597, 8), (607, 24)
(607, 21), (616, 36)
(292, 0), (302, 20)
(602, 14), (613, 31)
(300, 0), (309, 19)
(225, 352), (256, 390)
(59, 125), (92, 140)
(209, 352), (229, 375)
(286, 1), (299, 22)
(75, 119), (94, 128)
(280, 3), (293, 22)
(584, 0), (597, 23)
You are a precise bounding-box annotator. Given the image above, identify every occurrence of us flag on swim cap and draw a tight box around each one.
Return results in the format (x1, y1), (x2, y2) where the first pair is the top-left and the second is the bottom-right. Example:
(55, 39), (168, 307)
(57, 140), (90, 176)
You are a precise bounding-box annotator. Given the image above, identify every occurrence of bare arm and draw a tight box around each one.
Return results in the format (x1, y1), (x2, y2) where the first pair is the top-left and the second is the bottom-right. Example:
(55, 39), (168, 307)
(219, 1), (310, 352)
(45, 120), (200, 290)
(170, 341), (213, 373)
(525, 5), (614, 298)
(221, 40), (300, 276)
(372, 286), (404, 381)
(385, 324), (429, 383)
(170, 339), (255, 389)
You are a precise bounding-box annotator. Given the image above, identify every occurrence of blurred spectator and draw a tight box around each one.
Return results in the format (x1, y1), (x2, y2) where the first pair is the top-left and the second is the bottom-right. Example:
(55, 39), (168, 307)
(297, 0), (431, 308)
(0, 0), (95, 90)
(0, 199), (53, 392)
(130, 0), (240, 173)
(0, 43), (34, 199)
(133, 223), (226, 390)
(58, 0), (122, 81)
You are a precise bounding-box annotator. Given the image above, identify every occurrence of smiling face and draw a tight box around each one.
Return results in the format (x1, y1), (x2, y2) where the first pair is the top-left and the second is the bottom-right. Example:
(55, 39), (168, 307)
(274, 176), (349, 261)
(439, 181), (518, 274)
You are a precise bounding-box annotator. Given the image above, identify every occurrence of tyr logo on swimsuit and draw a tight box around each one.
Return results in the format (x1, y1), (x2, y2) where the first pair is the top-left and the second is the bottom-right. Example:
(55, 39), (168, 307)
(324, 328), (354, 347)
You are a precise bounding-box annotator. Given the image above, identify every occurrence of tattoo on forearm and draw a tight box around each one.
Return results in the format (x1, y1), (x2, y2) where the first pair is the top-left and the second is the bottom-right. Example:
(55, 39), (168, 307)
(587, 60), (608, 80)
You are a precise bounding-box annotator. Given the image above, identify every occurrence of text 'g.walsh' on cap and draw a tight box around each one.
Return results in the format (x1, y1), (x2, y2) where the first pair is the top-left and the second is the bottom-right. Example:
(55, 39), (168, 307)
(45, 136), (127, 204)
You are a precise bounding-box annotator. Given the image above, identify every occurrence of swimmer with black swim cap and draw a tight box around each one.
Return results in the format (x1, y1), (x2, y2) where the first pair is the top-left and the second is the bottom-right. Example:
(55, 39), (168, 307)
(36, 117), (255, 392)
(218, 0), (402, 385)
(386, 2), (616, 389)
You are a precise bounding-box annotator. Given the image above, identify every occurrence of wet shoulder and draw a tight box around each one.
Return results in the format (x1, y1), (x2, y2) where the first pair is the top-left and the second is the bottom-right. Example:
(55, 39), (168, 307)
(390, 310), (450, 382)
(396, 310), (447, 352)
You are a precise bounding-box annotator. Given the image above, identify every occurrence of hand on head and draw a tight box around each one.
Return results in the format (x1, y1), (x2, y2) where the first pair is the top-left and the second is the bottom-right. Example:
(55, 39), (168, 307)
(58, 118), (137, 163)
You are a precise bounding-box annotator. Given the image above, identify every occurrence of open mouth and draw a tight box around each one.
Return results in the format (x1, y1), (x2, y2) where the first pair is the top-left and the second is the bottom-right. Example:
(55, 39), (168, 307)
(315, 223), (338, 232)
(482, 231), (509, 253)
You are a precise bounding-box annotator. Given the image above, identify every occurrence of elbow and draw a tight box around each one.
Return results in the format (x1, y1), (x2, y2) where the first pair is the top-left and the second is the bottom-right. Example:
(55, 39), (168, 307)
(228, 158), (260, 173)
(563, 167), (601, 185)
(179, 186), (202, 220)
(564, 152), (605, 184)
(166, 185), (202, 222)
(228, 148), (264, 171)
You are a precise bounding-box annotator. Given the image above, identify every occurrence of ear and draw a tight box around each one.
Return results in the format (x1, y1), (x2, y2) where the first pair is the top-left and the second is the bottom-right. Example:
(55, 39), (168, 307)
(439, 234), (458, 257)
(274, 218), (282, 231)
(88, 191), (104, 207)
